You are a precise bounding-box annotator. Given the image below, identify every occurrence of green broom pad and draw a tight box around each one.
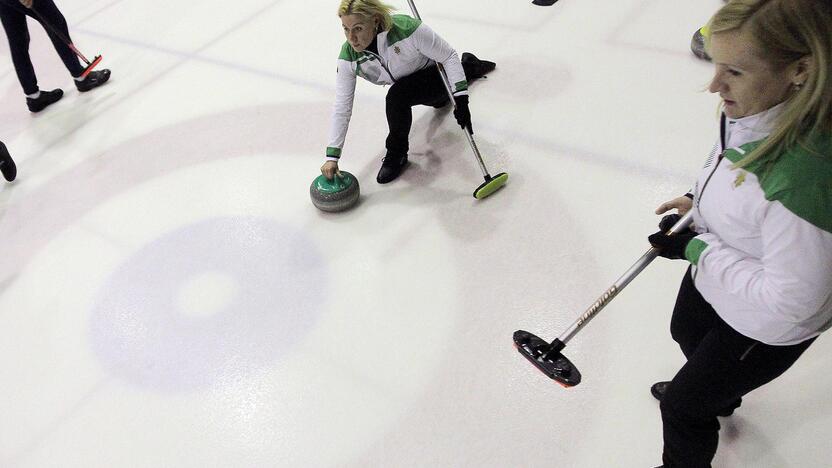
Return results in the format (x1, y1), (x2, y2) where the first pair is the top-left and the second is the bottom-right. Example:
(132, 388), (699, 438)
(473, 172), (508, 199)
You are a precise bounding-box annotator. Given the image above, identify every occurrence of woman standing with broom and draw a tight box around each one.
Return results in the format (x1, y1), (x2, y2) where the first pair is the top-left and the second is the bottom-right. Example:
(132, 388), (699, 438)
(647, 1), (832, 465)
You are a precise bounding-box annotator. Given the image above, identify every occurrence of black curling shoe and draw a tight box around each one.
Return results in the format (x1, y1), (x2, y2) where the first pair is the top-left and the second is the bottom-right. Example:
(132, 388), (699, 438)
(651, 381), (739, 417)
(650, 381), (671, 401)
(76, 69), (111, 92)
(376, 153), (408, 184)
(26, 88), (64, 113)
(0, 141), (16, 182)
(461, 52), (496, 81)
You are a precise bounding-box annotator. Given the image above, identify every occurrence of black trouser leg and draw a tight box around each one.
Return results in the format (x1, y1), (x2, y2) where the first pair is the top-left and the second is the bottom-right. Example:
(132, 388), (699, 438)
(668, 269), (743, 414)
(385, 66), (446, 155)
(0, 0), (83, 95)
(0, 3), (38, 95)
(669, 268), (722, 359)
(461, 58), (485, 83)
(384, 61), (482, 156)
(661, 268), (816, 467)
(30, 0), (83, 77)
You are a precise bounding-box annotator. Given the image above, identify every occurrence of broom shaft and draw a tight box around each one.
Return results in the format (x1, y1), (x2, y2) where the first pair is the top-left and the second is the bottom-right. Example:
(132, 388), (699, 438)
(31, 8), (91, 64)
(404, 0), (491, 179)
(557, 211), (694, 345)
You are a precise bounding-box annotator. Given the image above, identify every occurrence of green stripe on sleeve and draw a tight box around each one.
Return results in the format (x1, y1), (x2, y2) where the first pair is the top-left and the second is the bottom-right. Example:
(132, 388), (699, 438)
(685, 238), (708, 265)
(454, 80), (468, 92)
(326, 147), (342, 158)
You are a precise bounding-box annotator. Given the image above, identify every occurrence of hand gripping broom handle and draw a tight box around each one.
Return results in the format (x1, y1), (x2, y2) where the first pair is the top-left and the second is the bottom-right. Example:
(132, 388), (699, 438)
(404, 0), (492, 180)
(554, 211), (693, 347)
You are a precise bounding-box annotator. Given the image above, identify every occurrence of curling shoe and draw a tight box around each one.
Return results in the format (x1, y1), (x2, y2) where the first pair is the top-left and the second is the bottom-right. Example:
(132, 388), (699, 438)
(26, 88), (63, 113)
(376, 152), (408, 184)
(651, 381), (738, 417)
(0, 141), (16, 182)
(650, 381), (670, 401)
(76, 69), (111, 92)
(461, 52), (496, 81)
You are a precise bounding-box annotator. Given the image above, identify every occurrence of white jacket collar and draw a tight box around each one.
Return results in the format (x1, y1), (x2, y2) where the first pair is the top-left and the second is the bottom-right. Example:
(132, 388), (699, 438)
(725, 102), (786, 149)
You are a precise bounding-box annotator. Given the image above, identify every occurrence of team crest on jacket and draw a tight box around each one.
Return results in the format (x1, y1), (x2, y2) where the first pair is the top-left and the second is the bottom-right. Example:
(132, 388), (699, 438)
(733, 171), (747, 188)
(394, 46), (401, 54)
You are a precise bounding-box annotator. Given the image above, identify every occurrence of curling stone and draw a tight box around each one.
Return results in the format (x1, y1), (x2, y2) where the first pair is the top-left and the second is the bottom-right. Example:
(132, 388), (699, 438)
(310, 171), (360, 212)
(691, 26), (711, 61)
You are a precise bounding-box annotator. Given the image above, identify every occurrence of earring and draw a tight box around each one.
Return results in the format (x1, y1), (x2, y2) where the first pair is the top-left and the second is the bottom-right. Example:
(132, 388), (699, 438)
(793, 82), (804, 91)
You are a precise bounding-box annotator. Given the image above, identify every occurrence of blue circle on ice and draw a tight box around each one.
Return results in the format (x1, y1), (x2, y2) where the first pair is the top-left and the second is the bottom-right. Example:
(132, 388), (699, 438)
(90, 217), (326, 392)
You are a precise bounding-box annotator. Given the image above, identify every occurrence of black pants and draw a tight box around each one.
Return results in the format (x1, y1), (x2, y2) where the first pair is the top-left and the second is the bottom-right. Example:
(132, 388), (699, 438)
(661, 267), (816, 467)
(0, 0), (83, 95)
(384, 60), (479, 156)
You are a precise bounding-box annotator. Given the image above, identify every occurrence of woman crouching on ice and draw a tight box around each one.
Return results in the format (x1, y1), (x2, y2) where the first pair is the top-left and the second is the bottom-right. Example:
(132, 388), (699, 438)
(322, 0), (495, 184)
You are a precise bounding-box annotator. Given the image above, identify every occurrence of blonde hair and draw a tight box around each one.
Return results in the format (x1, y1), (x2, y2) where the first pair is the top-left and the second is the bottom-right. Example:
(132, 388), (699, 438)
(338, 0), (396, 32)
(709, 0), (832, 169)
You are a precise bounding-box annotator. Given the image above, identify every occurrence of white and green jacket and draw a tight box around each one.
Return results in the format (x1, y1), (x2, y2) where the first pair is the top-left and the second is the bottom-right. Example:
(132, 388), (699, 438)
(684, 105), (832, 345)
(326, 15), (468, 161)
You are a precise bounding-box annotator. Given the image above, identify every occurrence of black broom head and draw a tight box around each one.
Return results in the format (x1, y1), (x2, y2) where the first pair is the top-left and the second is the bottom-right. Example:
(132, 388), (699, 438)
(513, 330), (582, 387)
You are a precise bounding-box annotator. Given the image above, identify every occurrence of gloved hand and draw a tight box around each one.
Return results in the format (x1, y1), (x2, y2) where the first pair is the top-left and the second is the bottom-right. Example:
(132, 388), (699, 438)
(648, 214), (697, 260)
(658, 213), (682, 233)
(453, 95), (472, 133)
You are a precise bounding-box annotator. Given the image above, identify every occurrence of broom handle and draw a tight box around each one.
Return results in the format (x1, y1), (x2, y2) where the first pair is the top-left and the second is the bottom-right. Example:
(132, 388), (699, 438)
(557, 211), (694, 345)
(404, 0), (492, 180)
(30, 7), (91, 64)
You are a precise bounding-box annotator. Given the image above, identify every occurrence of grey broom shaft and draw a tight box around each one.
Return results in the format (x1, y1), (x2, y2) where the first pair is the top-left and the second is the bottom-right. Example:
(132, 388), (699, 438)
(404, 0), (492, 179)
(557, 211), (694, 345)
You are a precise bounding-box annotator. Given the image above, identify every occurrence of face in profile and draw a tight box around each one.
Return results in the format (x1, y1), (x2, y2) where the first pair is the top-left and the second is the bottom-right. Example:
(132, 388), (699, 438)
(707, 27), (802, 119)
(341, 14), (378, 52)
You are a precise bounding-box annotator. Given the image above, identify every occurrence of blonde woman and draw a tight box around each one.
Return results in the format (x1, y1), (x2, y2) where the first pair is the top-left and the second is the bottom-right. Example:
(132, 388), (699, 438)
(322, 0), (495, 184)
(647, 0), (832, 466)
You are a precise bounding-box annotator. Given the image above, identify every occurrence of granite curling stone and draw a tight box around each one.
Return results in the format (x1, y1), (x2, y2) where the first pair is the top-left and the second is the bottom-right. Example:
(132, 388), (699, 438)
(310, 171), (360, 212)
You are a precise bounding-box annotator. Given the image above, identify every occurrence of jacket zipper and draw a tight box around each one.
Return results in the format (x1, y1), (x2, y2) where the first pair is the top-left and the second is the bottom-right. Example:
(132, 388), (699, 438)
(696, 113), (728, 208)
(364, 51), (397, 83)
(692, 113), (727, 282)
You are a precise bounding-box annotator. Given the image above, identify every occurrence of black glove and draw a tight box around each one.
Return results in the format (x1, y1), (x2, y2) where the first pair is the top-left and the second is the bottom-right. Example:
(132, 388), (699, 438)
(648, 215), (697, 260)
(453, 95), (472, 133)
(658, 213), (682, 233)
